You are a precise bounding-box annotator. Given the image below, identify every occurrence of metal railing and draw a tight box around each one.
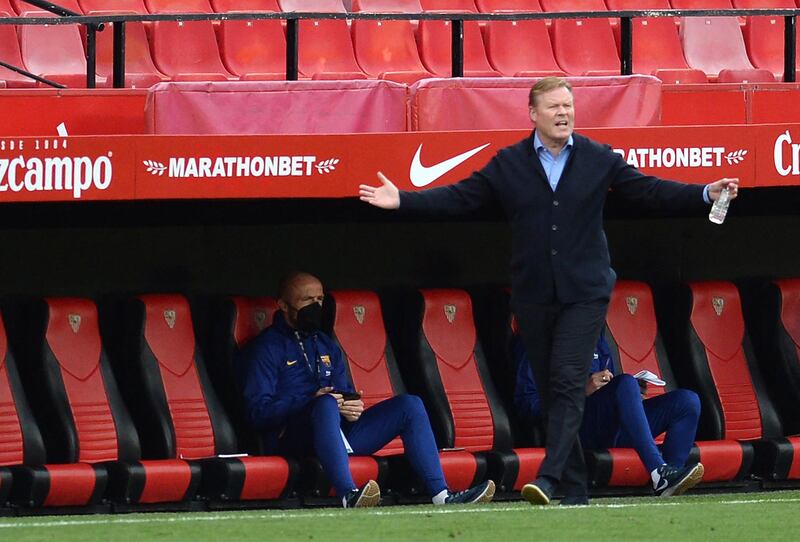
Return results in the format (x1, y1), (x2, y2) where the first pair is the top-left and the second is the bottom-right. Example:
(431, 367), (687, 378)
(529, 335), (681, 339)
(0, 4), (797, 88)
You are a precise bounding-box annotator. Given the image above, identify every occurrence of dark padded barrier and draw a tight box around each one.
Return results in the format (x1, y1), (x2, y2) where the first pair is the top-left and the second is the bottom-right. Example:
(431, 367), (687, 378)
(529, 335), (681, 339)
(122, 294), (295, 502)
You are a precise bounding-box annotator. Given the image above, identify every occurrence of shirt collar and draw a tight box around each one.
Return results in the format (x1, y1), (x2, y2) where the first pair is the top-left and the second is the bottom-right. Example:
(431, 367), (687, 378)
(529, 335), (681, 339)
(533, 131), (573, 155)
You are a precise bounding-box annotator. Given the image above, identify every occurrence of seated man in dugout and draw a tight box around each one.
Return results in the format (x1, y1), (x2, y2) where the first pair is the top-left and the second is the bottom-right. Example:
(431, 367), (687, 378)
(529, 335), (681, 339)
(237, 271), (495, 508)
(513, 333), (704, 504)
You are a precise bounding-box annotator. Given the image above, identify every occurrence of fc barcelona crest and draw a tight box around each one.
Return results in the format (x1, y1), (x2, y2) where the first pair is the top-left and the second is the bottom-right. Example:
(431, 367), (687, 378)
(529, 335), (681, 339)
(254, 310), (267, 330)
(353, 305), (366, 325)
(320, 355), (332, 367)
(164, 309), (176, 329)
(68, 314), (81, 333)
(444, 304), (456, 324)
(712, 297), (725, 316)
(626, 296), (638, 315)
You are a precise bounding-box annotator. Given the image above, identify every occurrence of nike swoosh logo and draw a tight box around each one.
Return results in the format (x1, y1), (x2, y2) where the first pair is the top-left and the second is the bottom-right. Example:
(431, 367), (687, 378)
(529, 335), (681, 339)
(655, 478), (668, 492)
(286, 360), (297, 366)
(409, 143), (490, 188)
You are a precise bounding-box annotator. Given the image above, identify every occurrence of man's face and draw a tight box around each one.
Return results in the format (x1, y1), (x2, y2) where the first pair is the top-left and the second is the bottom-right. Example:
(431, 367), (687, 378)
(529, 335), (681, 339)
(529, 86), (574, 148)
(280, 276), (324, 328)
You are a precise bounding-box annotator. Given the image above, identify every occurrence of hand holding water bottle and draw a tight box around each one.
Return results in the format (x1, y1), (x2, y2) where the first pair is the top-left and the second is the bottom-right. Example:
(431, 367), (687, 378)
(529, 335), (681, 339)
(707, 178), (739, 225)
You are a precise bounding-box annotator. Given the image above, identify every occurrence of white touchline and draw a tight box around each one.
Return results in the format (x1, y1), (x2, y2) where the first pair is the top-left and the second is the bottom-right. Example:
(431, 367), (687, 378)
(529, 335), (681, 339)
(1, 497), (798, 529)
(409, 143), (491, 188)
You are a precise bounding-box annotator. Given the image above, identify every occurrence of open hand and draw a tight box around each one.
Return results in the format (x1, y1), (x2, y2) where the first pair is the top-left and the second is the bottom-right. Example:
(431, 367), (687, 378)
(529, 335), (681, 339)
(359, 172), (400, 210)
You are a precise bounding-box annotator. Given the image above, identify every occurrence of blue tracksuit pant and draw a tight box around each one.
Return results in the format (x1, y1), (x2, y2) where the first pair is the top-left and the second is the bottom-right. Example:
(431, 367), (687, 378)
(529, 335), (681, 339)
(580, 374), (701, 472)
(273, 394), (448, 497)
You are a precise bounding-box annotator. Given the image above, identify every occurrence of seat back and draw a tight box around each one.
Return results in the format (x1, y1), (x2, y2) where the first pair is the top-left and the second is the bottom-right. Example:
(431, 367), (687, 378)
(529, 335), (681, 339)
(145, 0), (213, 12)
(389, 289), (511, 452)
(629, 17), (693, 74)
(219, 18), (286, 79)
(278, 0), (346, 11)
(122, 294), (236, 459)
(0, 13), (37, 87)
(352, 18), (431, 80)
(420, 0), (477, 9)
(211, 0), (280, 9)
(484, 19), (564, 76)
(417, 19), (498, 77)
(476, 0), (541, 11)
(12, 0), (82, 12)
(606, 281), (676, 398)
(673, 282), (782, 442)
(298, 19), (366, 79)
(550, 17), (620, 75)
(18, 11), (91, 87)
(151, 20), (233, 80)
(91, 11), (168, 88)
(79, 0), (148, 12)
(30, 298), (140, 464)
(352, 0), (423, 10)
(680, 16), (755, 78)
(0, 313), (45, 468)
(329, 290), (405, 456)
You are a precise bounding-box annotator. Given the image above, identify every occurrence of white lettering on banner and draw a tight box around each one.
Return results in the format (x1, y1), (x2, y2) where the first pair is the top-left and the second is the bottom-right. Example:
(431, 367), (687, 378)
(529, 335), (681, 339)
(773, 130), (800, 176)
(0, 153), (113, 199)
(160, 155), (326, 179)
(612, 146), (729, 169)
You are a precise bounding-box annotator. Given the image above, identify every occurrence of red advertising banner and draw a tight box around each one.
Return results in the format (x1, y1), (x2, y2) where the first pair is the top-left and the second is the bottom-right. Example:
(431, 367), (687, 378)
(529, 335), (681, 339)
(0, 124), (796, 204)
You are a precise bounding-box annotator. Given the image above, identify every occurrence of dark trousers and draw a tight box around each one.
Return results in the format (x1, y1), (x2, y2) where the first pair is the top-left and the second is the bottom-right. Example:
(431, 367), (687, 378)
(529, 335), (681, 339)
(515, 298), (608, 494)
(269, 394), (447, 497)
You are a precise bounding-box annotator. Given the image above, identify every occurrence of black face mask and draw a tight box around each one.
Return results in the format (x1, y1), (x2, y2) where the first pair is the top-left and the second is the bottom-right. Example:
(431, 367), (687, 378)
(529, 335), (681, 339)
(294, 302), (323, 333)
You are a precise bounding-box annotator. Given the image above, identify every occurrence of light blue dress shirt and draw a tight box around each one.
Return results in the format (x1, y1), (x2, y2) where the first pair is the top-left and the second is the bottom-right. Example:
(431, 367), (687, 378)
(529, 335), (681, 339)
(533, 131), (573, 192)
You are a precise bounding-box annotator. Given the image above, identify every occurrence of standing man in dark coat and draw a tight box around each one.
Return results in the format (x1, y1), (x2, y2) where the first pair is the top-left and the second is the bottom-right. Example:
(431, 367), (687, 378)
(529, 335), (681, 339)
(359, 77), (738, 505)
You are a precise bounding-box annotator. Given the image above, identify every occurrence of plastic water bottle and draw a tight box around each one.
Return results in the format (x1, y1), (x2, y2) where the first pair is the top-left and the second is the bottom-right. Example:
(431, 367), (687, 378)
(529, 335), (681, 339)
(708, 186), (731, 224)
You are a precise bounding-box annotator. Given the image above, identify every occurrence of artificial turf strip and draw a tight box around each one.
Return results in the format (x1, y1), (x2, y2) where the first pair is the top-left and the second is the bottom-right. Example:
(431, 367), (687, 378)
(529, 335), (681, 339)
(1, 490), (799, 542)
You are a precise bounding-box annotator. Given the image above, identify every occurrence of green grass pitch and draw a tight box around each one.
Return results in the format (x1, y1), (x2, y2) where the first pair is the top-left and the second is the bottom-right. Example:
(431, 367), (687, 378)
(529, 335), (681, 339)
(2, 490), (799, 541)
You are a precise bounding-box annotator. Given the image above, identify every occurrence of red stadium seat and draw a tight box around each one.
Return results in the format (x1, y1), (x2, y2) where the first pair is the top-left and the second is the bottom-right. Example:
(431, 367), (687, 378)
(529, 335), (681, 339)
(211, 0), (280, 10)
(417, 19), (500, 77)
(352, 0), (423, 10)
(476, 0), (542, 11)
(420, 0), (477, 10)
(150, 20), (236, 81)
(607, 1), (708, 82)
(669, 0), (733, 6)
(680, 16), (762, 80)
(278, 0), (346, 11)
(79, 0), (147, 12)
(90, 10), (169, 88)
(550, 18), (620, 75)
(738, 0), (800, 80)
(18, 11), (107, 87)
(298, 19), (367, 80)
(11, 0), (82, 12)
(386, 289), (546, 494)
(0, 310), (105, 508)
(0, 0), (15, 13)
(329, 291), (406, 457)
(118, 295), (295, 502)
(484, 19), (565, 77)
(219, 18), (286, 80)
(664, 282), (800, 482)
(352, 18), (434, 84)
(145, 0), (213, 12)
(0, 14), (37, 87)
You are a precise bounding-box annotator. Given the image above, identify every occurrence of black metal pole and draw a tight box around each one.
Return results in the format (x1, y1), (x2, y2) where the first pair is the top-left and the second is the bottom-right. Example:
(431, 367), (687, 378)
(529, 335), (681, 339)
(0, 59), (65, 88)
(620, 16), (632, 76)
(785, 15), (796, 83)
(286, 18), (299, 81)
(113, 20), (126, 88)
(86, 23), (97, 88)
(451, 18), (464, 78)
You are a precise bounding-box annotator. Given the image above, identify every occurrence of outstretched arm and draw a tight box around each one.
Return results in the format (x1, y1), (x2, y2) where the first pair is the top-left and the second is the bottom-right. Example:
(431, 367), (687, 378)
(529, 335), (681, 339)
(359, 172), (400, 210)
